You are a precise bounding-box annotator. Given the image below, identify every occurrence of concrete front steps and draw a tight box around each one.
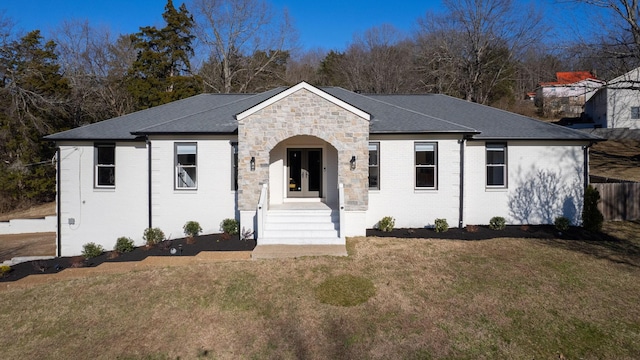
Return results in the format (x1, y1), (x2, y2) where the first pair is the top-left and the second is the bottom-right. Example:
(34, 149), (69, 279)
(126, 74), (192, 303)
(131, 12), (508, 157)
(252, 207), (347, 259)
(259, 208), (342, 245)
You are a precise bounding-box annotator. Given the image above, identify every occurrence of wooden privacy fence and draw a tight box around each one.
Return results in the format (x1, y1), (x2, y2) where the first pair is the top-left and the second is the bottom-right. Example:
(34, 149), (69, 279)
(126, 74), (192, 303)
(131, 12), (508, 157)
(591, 182), (640, 221)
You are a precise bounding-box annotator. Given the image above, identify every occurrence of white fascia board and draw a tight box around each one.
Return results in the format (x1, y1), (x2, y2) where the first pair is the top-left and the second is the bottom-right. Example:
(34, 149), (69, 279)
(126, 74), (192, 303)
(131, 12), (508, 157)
(236, 81), (371, 121)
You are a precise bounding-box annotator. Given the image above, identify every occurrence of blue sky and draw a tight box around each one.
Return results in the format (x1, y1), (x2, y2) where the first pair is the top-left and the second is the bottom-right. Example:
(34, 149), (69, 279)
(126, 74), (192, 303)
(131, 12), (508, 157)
(1, 0), (599, 52)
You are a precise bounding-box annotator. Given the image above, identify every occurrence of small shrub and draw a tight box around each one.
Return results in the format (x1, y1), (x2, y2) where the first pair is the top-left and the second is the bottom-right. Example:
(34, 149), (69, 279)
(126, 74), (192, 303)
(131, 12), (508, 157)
(241, 227), (254, 241)
(143, 227), (165, 246)
(183, 221), (202, 237)
(489, 216), (506, 230)
(377, 216), (395, 232)
(520, 224), (530, 232)
(582, 185), (604, 232)
(434, 218), (449, 232)
(220, 218), (239, 235)
(114, 236), (135, 253)
(0, 265), (11, 277)
(69, 256), (85, 268)
(314, 274), (376, 306)
(82, 242), (104, 259)
(554, 216), (571, 232)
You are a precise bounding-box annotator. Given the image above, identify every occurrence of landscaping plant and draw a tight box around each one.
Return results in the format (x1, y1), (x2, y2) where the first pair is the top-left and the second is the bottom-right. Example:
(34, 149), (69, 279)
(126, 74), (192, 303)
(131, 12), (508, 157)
(377, 216), (395, 232)
(143, 227), (165, 246)
(489, 216), (506, 230)
(183, 221), (203, 237)
(241, 227), (253, 241)
(434, 218), (449, 232)
(582, 185), (604, 232)
(81, 242), (104, 259)
(554, 216), (571, 232)
(220, 218), (239, 235)
(114, 237), (135, 253)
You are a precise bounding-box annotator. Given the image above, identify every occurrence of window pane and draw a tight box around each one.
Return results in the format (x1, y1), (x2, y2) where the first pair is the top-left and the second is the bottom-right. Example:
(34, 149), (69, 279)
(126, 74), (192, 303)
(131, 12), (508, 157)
(416, 168), (435, 187)
(369, 167), (379, 188)
(177, 166), (196, 187)
(97, 146), (115, 164)
(487, 166), (504, 186)
(97, 166), (115, 186)
(487, 149), (505, 164)
(368, 147), (378, 166)
(416, 150), (435, 165)
(177, 153), (196, 165)
(176, 144), (196, 154)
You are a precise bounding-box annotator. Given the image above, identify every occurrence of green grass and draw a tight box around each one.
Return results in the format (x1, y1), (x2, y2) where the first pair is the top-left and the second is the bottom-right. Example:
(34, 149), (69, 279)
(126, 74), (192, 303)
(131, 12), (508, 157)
(1, 222), (639, 359)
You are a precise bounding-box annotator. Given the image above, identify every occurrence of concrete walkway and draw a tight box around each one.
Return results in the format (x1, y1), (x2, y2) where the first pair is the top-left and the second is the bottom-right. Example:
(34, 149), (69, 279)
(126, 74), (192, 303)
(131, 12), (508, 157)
(1, 251), (251, 292)
(252, 244), (348, 259)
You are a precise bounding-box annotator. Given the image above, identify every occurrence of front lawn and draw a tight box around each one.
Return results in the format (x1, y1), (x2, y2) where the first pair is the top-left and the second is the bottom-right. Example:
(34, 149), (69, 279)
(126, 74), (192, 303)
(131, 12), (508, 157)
(1, 222), (639, 359)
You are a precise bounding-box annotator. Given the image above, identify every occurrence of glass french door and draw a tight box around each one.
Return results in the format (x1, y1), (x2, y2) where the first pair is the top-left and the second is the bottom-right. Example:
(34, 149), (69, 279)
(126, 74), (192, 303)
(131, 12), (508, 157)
(288, 148), (322, 198)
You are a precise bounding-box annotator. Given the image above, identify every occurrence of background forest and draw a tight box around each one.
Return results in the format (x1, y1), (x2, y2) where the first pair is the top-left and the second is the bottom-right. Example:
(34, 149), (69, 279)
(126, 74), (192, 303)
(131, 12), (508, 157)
(0, 0), (638, 212)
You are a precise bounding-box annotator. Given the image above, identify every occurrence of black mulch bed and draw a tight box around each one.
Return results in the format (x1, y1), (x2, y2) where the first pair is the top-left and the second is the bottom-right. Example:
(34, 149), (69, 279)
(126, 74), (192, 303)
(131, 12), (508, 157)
(1, 233), (256, 283)
(1, 225), (620, 283)
(366, 225), (618, 241)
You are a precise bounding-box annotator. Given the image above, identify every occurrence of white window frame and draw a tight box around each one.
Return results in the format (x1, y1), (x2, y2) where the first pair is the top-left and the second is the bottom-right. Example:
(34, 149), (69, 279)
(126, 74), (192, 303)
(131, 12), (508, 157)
(368, 142), (380, 190)
(175, 142), (197, 189)
(486, 143), (507, 188)
(94, 144), (115, 188)
(415, 142), (437, 189)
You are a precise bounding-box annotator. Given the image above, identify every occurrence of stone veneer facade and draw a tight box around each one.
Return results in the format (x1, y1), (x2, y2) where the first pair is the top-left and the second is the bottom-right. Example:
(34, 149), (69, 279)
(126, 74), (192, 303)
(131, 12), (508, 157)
(237, 88), (369, 211)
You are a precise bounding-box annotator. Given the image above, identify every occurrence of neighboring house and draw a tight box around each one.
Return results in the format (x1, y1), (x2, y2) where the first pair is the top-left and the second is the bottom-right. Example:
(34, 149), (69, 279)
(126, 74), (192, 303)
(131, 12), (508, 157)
(535, 71), (604, 117)
(584, 67), (640, 129)
(45, 82), (601, 256)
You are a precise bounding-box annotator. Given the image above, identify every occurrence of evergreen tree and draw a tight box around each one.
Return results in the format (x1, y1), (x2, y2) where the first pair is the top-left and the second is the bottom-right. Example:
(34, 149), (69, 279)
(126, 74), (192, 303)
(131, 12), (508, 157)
(127, 0), (201, 109)
(0, 30), (70, 210)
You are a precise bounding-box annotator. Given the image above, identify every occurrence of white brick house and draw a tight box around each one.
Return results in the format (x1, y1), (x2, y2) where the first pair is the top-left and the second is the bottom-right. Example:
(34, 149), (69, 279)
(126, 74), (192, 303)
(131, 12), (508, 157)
(46, 82), (601, 256)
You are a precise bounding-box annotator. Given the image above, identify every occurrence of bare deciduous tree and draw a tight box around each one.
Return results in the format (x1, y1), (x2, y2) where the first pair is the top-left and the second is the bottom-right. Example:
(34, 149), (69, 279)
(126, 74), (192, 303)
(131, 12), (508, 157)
(190, 0), (296, 93)
(416, 0), (546, 104)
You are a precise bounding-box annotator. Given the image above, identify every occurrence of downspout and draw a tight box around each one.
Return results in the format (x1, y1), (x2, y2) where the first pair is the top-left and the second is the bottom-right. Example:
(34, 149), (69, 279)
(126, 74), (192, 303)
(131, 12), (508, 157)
(458, 136), (467, 228)
(56, 146), (61, 257)
(147, 137), (152, 229)
(583, 142), (594, 189)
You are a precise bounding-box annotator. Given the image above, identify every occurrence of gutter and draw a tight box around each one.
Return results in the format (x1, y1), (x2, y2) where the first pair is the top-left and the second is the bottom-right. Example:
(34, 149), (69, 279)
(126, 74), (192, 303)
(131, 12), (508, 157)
(56, 147), (61, 257)
(583, 142), (595, 188)
(458, 136), (468, 228)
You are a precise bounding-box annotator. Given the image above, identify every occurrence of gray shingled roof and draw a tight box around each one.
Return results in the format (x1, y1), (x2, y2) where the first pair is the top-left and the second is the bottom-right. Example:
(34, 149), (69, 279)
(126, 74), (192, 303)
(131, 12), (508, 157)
(364, 93), (600, 140)
(45, 84), (600, 142)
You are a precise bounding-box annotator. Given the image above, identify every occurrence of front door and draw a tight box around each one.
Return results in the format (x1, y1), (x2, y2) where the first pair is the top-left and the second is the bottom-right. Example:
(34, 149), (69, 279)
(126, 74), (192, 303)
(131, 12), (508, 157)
(288, 148), (322, 198)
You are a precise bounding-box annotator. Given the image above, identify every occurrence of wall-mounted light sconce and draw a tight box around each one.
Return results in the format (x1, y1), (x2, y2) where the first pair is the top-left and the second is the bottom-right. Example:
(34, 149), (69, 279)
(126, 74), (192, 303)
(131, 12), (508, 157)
(250, 156), (256, 171)
(350, 155), (356, 170)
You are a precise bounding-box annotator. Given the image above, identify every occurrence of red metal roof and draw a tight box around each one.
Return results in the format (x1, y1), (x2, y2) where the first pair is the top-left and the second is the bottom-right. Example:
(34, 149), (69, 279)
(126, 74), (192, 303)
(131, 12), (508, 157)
(539, 71), (598, 86)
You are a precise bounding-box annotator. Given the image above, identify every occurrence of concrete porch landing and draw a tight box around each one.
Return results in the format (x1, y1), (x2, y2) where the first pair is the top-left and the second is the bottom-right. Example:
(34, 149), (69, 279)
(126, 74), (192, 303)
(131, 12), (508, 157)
(251, 244), (348, 259)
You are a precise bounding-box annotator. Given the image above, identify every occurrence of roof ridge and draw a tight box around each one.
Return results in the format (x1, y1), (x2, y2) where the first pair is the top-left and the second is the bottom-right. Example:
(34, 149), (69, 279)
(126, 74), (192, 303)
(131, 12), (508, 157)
(133, 88), (286, 133)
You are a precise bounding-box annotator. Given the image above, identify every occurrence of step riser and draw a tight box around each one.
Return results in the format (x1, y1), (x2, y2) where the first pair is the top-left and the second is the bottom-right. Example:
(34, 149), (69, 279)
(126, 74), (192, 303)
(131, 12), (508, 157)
(264, 223), (338, 231)
(258, 237), (344, 245)
(263, 229), (339, 238)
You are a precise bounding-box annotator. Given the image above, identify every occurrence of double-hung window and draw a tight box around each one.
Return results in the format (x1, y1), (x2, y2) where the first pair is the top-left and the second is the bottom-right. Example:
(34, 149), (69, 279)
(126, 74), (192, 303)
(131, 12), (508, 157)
(631, 106), (640, 119)
(231, 142), (238, 191)
(95, 144), (115, 188)
(415, 142), (437, 189)
(175, 143), (197, 189)
(486, 143), (507, 187)
(368, 142), (380, 189)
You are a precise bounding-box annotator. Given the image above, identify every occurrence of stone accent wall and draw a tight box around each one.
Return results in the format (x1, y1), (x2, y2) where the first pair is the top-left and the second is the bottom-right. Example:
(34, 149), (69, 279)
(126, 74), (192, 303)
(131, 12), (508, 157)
(238, 88), (369, 211)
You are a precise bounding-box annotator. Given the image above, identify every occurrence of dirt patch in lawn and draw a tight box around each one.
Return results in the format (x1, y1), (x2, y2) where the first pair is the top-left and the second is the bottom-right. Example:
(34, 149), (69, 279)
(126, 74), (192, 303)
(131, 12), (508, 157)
(0, 232), (55, 262)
